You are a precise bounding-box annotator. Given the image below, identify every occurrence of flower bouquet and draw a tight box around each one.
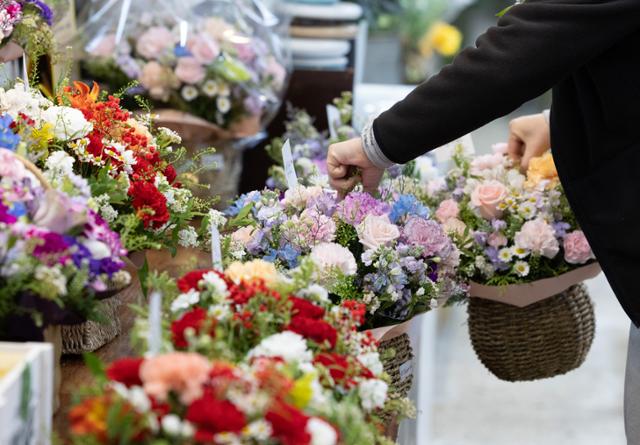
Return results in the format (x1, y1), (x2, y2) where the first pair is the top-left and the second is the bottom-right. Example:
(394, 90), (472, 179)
(2, 81), (211, 255)
(0, 0), (55, 62)
(68, 259), (413, 444)
(424, 144), (599, 381)
(219, 186), (464, 329)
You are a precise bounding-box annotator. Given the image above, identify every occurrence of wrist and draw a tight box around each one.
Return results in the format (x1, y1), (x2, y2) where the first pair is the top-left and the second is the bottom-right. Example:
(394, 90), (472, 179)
(362, 119), (395, 170)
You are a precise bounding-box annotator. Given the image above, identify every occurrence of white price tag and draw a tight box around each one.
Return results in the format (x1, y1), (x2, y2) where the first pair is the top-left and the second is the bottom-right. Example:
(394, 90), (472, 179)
(326, 104), (340, 140)
(210, 224), (223, 270)
(281, 139), (298, 190)
(148, 291), (162, 356)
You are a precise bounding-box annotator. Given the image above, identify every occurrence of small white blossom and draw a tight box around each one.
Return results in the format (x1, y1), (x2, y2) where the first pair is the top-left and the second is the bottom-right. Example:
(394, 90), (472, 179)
(514, 260), (530, 277)
(44, 150), (75, 177)
(208, 304), (231, 321)
(170, 289), (201, 313)
(357, 352), (383, 376)
(158, 127), (182, 144)
(181, 85), (198, 102)
(208, 209), (227, 228)
(358, 379), (388, 411)
(498, 247), (513, 263)
(202, 80), (219, 97)
(242, 420), (272, 440)
(217, 96), (231, 114)
(35, 265), (67, 297)
(307, 417), (338, 445)
(298, 284), (329, 303)
(178, 226), (199, 248)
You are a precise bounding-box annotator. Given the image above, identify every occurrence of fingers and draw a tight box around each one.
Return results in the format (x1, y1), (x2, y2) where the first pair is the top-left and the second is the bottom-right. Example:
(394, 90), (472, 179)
(520, 136), (550, 171)
(507, 133), (524, 162)
(330, 175), (360, 199)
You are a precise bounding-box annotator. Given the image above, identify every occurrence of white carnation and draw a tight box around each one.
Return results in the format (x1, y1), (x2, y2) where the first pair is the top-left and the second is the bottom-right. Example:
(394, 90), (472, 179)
(170, 289), (200, 313)
(45, 150), (75, 177)
(307, 418), (338, 445)
(357, 352), (383, 376)
(358, 379), (388, 411)
(247, 331), (312, 363)
(42, 106), (93, 140)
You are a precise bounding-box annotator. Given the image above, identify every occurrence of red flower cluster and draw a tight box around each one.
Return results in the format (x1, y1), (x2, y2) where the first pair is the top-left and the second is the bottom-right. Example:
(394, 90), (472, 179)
(171, 307), (215, 348)
(290, 296), (326, 319)
(176, 269), (219, 293)
(186, 389), (247, 442)
(128, 181), (170, 229)
(314, 353), (374, 388)
(106, 357), (144, 387)
(287, 316), (337, 348)
(266, 401), (312, 445)
(342, 300), (367, 327)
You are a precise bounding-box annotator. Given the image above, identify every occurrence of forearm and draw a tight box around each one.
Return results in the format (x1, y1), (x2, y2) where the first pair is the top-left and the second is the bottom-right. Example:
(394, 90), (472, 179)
(370, 0), (640, 165)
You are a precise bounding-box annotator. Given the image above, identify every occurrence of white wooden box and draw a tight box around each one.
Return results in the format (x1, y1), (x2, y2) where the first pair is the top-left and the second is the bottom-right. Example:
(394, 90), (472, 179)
(0, 342), (53, 445)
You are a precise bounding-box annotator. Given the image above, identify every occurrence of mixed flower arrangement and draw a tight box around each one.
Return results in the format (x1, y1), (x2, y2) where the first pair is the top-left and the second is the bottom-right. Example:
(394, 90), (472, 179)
(422, 144), (595, 287)
(83, 8), (287, 135)
(219, 185), (464, 327)
(0, 0), (55, 59)
(1, 81), (210, 252)
(69, 259), (412, 444)
(0, 147), (130, 338)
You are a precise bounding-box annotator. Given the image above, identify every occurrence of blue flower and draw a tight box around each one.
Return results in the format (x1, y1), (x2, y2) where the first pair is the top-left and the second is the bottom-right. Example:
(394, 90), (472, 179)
(174, 45), (192, 58)
(389, 194), (430, 223)
(224, 192), (260, 217)
(0, 114), (20, 151)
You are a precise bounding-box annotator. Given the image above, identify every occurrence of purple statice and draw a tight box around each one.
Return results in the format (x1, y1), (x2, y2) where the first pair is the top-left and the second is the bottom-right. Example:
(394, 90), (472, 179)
(389, 194), (429, 224)
(22, 0), (52, 25)
(338, 192), (389, 225)
(553, 221), (571, 239)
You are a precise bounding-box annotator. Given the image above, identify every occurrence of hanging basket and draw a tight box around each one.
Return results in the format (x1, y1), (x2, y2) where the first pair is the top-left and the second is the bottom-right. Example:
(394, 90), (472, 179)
(154, 109), (262, 206)
(468, 264), (599, 382)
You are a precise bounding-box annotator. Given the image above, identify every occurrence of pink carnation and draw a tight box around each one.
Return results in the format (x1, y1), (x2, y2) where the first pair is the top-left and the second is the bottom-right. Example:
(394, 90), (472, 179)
(310, 242), (357, 277)
(175, 57), (206, 84)
(470, 153), (504, 172)
(435, 199), (459, 223)
(403, 217), (451, 257)
(139, 352), (211, 405)
(563, 230), (594, 265)
(514, 218), (559, 259)
(136, 26), (174, 59)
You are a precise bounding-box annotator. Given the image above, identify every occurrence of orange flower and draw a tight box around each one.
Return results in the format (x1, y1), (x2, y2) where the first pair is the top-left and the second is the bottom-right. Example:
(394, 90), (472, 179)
(526, 152), (559, 189)
(69, 395), (110, 442)
(62, 81), (101, 110)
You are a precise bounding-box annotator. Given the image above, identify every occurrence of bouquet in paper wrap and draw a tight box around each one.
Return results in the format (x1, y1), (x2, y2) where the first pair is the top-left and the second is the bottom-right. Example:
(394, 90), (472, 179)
(0, 0), (55, 60)
(217, 184), (465, 327)
(0, 147), (130, 339)
(80, 0), (288, 139)
(68, 260), (412, 445)
(1, 81), (210, 252)
(422, 144), (596, 288)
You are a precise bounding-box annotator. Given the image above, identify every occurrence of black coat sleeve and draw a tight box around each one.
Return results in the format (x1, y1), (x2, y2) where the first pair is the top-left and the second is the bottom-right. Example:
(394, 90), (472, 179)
(373, 0), (640, 164)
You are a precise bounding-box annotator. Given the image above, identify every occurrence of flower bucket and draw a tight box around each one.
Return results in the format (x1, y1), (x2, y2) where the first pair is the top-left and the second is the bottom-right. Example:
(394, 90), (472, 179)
(154, 109), (262, 206)
(467, 264), (600, 382)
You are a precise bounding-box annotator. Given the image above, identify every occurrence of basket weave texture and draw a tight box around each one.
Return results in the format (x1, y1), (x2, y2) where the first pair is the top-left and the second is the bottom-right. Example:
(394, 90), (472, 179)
(468, 283), (595, 382)
(61, 295), (122, 354)
(379, 333), (414, 399)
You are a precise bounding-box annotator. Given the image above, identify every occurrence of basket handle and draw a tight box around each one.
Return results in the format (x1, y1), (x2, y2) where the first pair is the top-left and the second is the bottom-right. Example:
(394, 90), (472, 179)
(13, 152), (52, 190)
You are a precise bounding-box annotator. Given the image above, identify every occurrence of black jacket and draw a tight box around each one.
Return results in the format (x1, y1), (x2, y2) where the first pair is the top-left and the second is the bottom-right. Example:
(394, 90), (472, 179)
(373, 0), (640, 324)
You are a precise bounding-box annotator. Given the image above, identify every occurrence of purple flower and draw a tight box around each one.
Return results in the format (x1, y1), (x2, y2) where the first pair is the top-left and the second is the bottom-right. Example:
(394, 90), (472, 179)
(22, 0), (53, 25)
(474, 231), (488, 246)
(32, 231), (70, 259)
(0, 201), (16, 224)
(492, 219), (507, 231)
(553, 221), (571, 239)
(402, 217), (450, 257)
(338, 192), (389, 225)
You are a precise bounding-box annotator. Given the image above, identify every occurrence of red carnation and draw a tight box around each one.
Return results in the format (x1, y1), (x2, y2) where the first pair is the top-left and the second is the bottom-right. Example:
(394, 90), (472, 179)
(289, 296), (325, 319)
(106, 357), (143, 387)
(128, 181), (170, 228)
(177, 269), (216, 293)
(186, 390), (246, 441)
(164, 165), (177, 184)
(313, 353), (374, 388)
(342, 300), (366, 326)
(266, 402), (311, 445)
(287, 316), (337, 348)
(171, 307), (213, 349)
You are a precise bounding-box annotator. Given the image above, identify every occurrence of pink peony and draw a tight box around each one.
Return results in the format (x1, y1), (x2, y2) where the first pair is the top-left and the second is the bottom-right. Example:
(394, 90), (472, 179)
(135, 26), (174, 59)
(487, 232), (508, 248)
(282, 186), (325, 209)
(357, 214), (400, 251)
(139, 61), (176, 101)
(470, 180), (508, 220)
(175, 57), (206, 85)
(310, 242), (357, 276)
(514, 218), (560, 259)
(139, 352), (211, 405)
(403, 217), (450, 257)
(563, 230), (594, 265)
(435, 199), (459, 223)
(187, 35), (220, 65)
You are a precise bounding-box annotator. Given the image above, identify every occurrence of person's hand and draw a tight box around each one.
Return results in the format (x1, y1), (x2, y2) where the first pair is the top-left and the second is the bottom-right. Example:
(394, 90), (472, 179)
(507, 113), (551, 172)
(327, 137), (384, 197)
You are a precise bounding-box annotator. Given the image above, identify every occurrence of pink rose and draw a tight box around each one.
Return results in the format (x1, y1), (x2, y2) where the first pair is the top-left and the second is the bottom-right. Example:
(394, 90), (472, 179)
(435, 199), (459, 223)
(470, 153), (504, 173)
(563, 230), (594, 264)
(487, 232), (508, 248)
(310, 242), (357, 277)
(514, 218), (560, 259)
(470, 180), (508, 220)
(187, 35), (220, 65)
(175, 57), (206, 85)
(140, 352), (211, 405)
(357, 214), (400, 251)
(231, 226), (256, 245)
(136, 26), (174, 59)
(139, 61), (177, 101)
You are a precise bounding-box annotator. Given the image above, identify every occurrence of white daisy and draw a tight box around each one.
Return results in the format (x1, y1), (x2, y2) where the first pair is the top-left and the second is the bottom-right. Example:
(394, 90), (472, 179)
(202, 79), (219, 97)
(181, 85), (198, 102)
(498, 247), (513, 263)
(217, 96), (231, 114)
(514, 260), (530, 277)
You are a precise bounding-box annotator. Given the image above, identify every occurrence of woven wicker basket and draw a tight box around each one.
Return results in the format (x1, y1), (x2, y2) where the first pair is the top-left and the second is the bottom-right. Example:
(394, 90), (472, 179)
(61, 294), (122, 354)
(379, 333), (414, 399)
(468, 283), (595, 382)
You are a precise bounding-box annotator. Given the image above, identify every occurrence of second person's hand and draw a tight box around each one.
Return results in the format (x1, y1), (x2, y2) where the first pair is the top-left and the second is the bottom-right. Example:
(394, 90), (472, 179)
(327, 137), (384, 198)
(507, 113), (551, 172)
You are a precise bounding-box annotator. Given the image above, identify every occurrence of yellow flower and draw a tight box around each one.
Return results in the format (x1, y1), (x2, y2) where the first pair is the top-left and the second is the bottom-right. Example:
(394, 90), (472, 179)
(289, 373), (315, 409)
(225, 259), (280, 286)
(419, 22), (463, 57)
(526, 152), (559, 189)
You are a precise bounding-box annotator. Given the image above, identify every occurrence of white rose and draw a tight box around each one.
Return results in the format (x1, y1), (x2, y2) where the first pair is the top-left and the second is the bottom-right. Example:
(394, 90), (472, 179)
(45, 150), (75, 176)
(309, 242), (357, 277)
(356, 214), (400, 251)
(42, 106), (93, 140)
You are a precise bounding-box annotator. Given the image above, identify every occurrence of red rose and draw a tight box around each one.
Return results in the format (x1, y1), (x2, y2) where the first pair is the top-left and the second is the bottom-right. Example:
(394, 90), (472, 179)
(177, 270), (217, 293)
(106, 357), (144, 387)
(266, 402), (311, 445)
(128, 181), (170, 228)
(287, 316), (337, 348)
(289, 296), (325, 319)
(164, 165), (177, 184)
(171, 307), (214, 349)
(186, 390), (246, 441)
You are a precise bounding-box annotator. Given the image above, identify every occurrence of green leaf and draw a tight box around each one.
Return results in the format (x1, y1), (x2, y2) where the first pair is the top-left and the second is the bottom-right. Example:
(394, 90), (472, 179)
(228, 203), (255, 228)
(496, 5), (513, 17)
(83, 353), (107, 381)
(138, 256), (150, 298)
